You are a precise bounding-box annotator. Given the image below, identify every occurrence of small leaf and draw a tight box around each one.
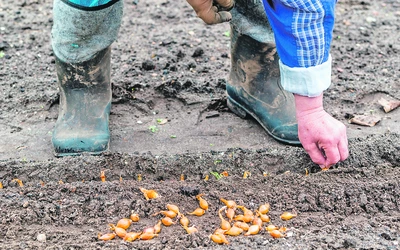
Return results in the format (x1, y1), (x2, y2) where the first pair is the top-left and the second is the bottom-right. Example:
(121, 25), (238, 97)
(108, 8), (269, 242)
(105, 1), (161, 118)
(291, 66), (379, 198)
(156, 118), (168, 125)
(0, 51), (5, 58)
(210, 171), (223, 180)
(214, 159), (222, 165)
(148, 125), (159, 133)
(223, 30), (230, 37)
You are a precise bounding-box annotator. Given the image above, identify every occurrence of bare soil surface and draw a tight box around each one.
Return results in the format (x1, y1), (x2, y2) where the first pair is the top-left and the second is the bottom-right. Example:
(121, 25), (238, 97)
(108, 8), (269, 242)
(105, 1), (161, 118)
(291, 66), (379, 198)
(0, 0), (399, 249)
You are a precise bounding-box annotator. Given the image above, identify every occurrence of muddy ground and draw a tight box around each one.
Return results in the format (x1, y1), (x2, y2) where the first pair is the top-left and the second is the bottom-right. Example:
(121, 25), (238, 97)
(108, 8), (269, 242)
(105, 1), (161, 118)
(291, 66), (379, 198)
(0, 0), (399, 249)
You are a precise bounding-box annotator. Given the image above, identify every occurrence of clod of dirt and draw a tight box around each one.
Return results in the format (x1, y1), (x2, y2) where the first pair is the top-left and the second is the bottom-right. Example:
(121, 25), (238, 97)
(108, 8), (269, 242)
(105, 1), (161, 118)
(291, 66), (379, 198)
(142, 60), (155, 71)
(176, 50), (185, 59)
(179, 186), (200, 197)
(36, 233), (46, 242)
(205, 111), (220, 119)
(349, 115), (381, 127)
(192, 47), (204, 57)
(0, 41), (10, 51)
(378, 98), (400, 113)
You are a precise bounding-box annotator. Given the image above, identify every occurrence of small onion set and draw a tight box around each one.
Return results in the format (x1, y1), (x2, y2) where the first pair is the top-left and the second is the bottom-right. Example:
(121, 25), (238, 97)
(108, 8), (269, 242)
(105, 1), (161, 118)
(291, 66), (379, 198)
(209, 198), (297, 244)
(98, 187), (297, 244)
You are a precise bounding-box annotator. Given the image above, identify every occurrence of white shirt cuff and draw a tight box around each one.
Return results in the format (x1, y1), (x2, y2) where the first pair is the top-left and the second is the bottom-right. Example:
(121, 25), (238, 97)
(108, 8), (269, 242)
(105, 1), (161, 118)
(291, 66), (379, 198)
(279, 55), (332, 97)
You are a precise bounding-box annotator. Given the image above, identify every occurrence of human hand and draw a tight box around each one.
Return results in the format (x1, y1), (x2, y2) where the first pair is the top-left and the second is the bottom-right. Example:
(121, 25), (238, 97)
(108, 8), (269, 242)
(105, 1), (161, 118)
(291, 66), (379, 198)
(294, 93), (349, 169)
(186, 0), (234, 25)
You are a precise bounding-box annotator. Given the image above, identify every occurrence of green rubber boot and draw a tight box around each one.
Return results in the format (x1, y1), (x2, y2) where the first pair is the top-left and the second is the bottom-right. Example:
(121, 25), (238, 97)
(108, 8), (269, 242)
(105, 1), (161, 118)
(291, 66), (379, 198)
(52, 47), (112, 156)
(227, 29), (301, 145)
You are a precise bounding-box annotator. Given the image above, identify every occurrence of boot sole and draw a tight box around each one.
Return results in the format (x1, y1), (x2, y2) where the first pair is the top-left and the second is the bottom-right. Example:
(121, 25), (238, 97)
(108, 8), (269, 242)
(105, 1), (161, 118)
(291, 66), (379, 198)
(53, 142), (110, 157)
(227, 96), (301, 145)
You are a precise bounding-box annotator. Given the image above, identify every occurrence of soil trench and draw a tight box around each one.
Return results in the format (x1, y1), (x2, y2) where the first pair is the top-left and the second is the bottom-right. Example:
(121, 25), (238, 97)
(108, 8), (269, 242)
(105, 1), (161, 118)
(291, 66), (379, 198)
(0, 0), (399, 249)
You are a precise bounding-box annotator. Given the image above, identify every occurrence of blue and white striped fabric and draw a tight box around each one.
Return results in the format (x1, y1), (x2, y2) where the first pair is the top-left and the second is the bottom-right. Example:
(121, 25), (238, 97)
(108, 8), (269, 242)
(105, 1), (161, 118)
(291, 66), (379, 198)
(281, 0), (326, 67)
(262, 0), (337, 97)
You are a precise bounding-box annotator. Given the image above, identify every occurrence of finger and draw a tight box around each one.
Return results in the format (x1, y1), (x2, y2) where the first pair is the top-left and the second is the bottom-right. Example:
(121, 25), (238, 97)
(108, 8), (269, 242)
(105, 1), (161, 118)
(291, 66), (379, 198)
(215, 0), (234, 9)
(215, 11), (232, 23)
(198, 8), (232, 24)
(323, 145), (341, 167)
(303, 143), (326, 165)
(197, 7), (218, 24)
(338, 136), (349, 161)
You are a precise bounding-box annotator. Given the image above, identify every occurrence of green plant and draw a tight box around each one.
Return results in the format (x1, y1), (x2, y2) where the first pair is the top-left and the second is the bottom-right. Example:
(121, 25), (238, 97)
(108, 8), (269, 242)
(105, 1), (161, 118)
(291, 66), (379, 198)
(210, 171), (223, 180)
(148, 125), (158, 133)
(214, 159), (222, 165)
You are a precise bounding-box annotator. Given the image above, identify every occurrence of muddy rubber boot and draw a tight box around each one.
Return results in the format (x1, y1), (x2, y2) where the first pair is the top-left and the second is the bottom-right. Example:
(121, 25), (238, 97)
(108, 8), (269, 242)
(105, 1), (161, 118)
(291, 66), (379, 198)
(52, 47), (112, 156)
(227, 1), (300, 145)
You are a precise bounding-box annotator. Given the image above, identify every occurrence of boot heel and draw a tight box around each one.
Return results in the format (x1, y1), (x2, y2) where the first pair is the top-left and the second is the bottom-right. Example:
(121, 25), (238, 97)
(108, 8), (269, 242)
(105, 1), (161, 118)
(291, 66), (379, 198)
(227, 97), (248, 119)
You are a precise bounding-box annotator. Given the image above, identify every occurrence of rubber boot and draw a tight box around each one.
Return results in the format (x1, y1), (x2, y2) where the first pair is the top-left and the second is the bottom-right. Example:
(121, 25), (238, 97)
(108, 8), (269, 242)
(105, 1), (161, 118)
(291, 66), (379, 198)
(52, 47), (112, 156)
(227, 2), (300, 145)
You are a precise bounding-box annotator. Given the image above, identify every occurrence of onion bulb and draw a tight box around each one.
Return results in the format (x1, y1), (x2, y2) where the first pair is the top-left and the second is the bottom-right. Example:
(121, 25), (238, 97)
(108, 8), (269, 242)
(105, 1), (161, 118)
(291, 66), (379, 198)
(161, 217), (175, 226)
(280, 212), (297, 221)
(179, 215), (190, 227)
(196, 194), (209, 210)
(220, 198), (236, 209)
(123, 232), (141, 242)
(139, 187), (158, 200)
(244, 225), (260, 236)
(183, 225), (198, 234)
(258, 203), (270, 214)
(116, 218), (132, 230)
(224, 226), (243, 236)
(269, 229), (284, 239)
(188, 208), (205, 216)
(98, 233), (115, 241)
(209, 233), (229, 244)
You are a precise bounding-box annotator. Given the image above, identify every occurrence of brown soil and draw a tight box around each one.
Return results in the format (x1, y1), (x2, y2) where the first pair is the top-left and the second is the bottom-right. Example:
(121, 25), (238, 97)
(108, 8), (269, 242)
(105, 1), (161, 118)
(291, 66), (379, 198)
(0, 0), (399, 249)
